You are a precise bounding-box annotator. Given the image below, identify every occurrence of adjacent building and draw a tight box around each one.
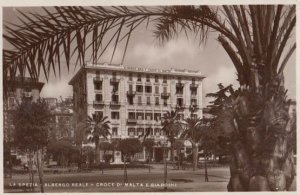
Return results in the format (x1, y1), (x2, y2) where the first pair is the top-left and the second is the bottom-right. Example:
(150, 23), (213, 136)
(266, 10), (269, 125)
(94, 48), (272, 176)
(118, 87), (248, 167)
(69, 63), (205, 162)
(3, 76), (44, 143)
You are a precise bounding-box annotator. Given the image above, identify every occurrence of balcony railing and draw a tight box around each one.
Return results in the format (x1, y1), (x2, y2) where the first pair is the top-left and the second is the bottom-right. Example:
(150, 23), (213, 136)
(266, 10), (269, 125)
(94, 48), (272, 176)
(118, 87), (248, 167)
(176, 91), (184, 95)
(176, 104), (185, 110)
(127, 91), (136, 96)
(190, 104), (199, 110)
(110, 77), (120, 83)
(161, 92), (170, 98)
(93, 77), (103, 82)
(176, 82), (184, 88)
(127, 118), (137, 124)
(93, 100), (105, 106)
(110, 101), (121, 107)
(190, 83), (198, 89)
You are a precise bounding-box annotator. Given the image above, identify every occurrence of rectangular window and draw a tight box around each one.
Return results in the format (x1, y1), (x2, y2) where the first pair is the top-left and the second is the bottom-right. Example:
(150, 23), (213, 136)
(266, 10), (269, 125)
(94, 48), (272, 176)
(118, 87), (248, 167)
(111, 112), (120, 119)
(155, 75), (159, 83)
(163, 76), (167, 83)
(96, 70), (100, 76)
(112, 95), (119, 103)
(112, 127), (118, 136)
(192, 78), (195, 83)
(137, 112), (144, 120)
(95, 94), (103, 102)
(147, 97), (151, 105)
(137, 128), (144, 136)
(128, 128), (135, 136)
(177, 98), (183, 106)
(94, 81), (102, 90)
(163, 99), (168, 106)
(145, 86), (152, 93)
(146, 128), (153, 136)
(128, 97), (134, 105)
(191, 89), (197, 95)
(112, 72), (116, 78)
(136, 85), (143, 93)
(112, 84), (119, 92)
(155, 97), (159, 105)
(128, 112), (135, 119)
(176, 86), (184, 94)
(137, 74), (142, 82)
(146, 75), (150, 82)
(155, 86), (159, 94)
(145, 113), (153, 120)
(191, 99), (197, 106)
(154, 113), (161, 121)
(138, 96), (142, 105)
(129, 73), (133, 81)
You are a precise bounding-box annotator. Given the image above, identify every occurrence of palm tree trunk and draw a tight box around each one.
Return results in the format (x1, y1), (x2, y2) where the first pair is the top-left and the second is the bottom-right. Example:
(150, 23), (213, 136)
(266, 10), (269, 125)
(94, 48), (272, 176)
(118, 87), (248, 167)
(204, 151), (208, 182)
(123, 154), (128, 183)
(192, 143), (199, 171)
(148, 151), (151, 173)
(36, 149), (44, 192)
(170, 143), (174, 163)
(95, 142), (100, 165)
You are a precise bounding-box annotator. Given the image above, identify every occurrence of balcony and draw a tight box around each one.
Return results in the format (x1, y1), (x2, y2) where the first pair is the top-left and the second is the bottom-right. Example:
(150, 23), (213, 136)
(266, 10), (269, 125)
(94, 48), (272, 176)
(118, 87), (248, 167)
(176, 91), (184, 95)
(127, 118), (137, 124)
(126, 91), (136, 96)
(161, 92), (170, 99)
(191, 93), (197, 98)
(176, 104), (185, 111)
(110, 77), (120, 84)
(93, 100), (105, 106)
(110, 101), (121, 108)
(190, 83), (198, 89)
(112, 89), (119, 94)
(93, 77), (103, 82)
(176, 82), (184, 88)
(190, 104), (199, 111)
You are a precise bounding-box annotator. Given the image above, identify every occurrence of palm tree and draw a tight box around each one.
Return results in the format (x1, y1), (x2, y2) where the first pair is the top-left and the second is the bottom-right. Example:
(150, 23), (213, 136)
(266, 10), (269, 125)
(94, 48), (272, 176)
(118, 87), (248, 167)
(161, 109), (183, 163)
(3, 5), (296, 191)
(181, 117), (202, 171)
(86, 113), (111, 165)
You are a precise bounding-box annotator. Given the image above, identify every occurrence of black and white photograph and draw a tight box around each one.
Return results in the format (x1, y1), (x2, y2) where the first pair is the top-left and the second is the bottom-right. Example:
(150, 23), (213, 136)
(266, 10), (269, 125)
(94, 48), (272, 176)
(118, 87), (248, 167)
(2, 0), (297, 193)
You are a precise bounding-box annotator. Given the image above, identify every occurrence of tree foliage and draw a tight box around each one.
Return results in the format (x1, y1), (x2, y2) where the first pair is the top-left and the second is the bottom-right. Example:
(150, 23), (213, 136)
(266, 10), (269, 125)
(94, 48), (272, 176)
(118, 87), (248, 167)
(12, 99), (52, 150)
(3, 5), (295, 90)
(118, 138), (142, 157)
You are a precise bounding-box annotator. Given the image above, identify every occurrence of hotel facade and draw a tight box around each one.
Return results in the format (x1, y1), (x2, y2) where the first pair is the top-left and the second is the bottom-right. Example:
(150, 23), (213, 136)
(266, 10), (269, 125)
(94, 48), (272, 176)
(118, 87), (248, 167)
(69, 63), (205, 162)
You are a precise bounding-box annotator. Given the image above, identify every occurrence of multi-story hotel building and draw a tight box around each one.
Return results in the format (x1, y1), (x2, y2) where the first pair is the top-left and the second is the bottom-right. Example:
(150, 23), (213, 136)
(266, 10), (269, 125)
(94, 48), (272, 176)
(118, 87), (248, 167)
(69, 63), (205, 162)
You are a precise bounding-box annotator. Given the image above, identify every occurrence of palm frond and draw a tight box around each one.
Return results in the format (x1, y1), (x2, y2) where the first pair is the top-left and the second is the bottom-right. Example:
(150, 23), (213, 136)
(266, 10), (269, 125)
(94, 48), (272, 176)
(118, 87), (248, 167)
(3, 5), (295, 101)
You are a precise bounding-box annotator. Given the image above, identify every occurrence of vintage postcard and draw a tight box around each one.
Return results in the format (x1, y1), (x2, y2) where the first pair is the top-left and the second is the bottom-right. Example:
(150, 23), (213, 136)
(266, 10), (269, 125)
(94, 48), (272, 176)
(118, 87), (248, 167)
(1, 0), (298, 193)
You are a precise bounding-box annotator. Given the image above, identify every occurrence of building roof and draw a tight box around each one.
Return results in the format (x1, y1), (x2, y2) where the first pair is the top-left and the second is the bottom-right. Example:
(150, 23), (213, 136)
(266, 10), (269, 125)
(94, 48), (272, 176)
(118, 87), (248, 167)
(6, 76), (44, 91)
(69, 62), (205, 85)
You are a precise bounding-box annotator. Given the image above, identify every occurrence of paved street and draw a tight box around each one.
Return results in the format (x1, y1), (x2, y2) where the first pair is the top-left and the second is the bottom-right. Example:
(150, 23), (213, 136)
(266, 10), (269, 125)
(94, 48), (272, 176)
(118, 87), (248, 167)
(4, 165), (230, 192)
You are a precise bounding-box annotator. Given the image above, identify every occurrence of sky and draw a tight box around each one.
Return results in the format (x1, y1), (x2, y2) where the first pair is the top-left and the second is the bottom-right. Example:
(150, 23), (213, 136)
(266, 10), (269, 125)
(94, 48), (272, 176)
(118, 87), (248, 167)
(2, 7), (296, 106)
